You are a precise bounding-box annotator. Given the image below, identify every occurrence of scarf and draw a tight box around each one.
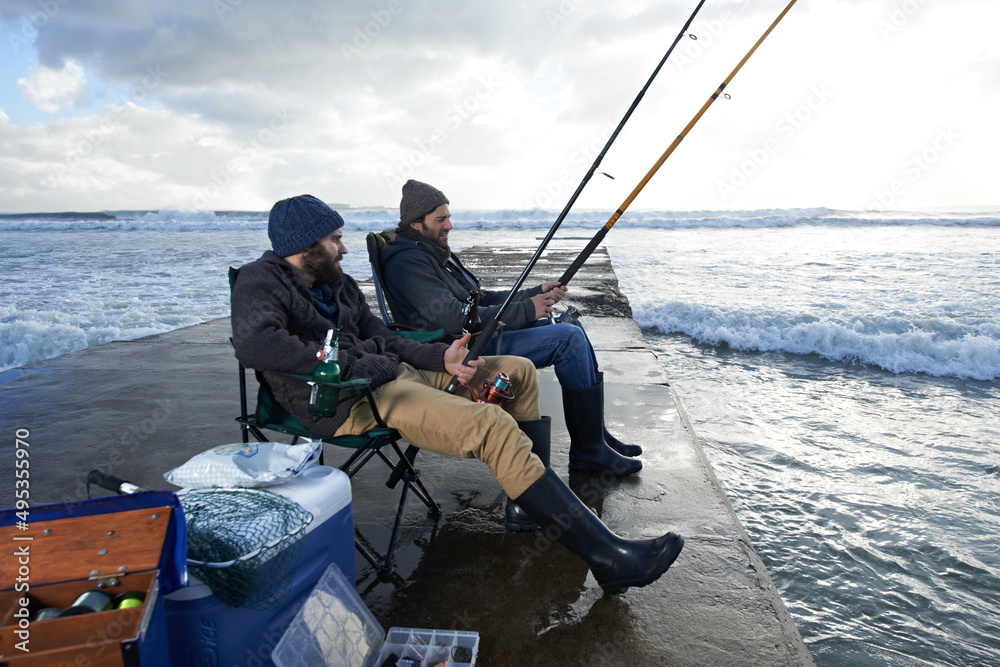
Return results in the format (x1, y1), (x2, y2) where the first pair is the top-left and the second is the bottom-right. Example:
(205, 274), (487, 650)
(394, 223), (451, 265)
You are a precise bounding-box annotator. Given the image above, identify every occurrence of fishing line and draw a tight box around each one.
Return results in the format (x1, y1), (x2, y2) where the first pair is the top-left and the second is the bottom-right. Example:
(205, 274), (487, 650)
(443, 0), (709, 393)
(558, 0), (800, 285)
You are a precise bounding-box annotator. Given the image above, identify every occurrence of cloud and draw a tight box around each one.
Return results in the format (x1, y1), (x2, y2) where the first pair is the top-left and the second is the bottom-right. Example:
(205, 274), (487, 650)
(0, 0), (997, 212)
(17, 59), (87, 112)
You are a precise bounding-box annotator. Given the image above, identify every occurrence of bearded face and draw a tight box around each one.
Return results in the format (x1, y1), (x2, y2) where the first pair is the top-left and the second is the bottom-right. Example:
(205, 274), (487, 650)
(415, 203), (452, 248)
(302, 241), (343, 286)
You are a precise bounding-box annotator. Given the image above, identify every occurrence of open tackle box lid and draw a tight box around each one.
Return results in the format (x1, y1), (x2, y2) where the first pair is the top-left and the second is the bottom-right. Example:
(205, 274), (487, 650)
(0, 490), (187, 594)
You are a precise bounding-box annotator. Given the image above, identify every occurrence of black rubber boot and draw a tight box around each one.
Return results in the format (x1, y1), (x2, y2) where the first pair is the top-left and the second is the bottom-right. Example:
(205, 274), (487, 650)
(564, 383), (642, 476)
(596, 372), (642, 458)
(514, 469), (683, 594)
(504, 417), (551, 532)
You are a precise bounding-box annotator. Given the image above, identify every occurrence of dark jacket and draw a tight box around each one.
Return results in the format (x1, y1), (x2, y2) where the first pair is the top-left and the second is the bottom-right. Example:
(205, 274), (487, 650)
(231, 251), (449, 437)
(381, 237), (543, 335)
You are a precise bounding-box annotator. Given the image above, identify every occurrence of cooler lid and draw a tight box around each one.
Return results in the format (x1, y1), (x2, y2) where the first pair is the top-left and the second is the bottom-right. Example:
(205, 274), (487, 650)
(0, 490), (187, 593)
(268, 465), (351, 530)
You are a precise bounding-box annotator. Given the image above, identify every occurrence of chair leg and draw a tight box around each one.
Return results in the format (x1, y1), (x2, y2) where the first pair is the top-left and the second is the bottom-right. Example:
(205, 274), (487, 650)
(408, 475), (441, 516)
(384, 441), (440, 516)
(372, 457), (442, 576)
(240, 422), (269, 443)
(340, 445), (380, 476)
(380, 481), (411, 577)
(333, 432), (445, 577)
(385, 445), (419, 489)
(355, 540), (380, 572)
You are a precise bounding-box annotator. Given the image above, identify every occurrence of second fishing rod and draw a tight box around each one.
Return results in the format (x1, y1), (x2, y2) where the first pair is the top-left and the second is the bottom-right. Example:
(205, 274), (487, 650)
(442, 0), (709, 394)
(558, 0), (800, 286)
(384, 1), (709, 487)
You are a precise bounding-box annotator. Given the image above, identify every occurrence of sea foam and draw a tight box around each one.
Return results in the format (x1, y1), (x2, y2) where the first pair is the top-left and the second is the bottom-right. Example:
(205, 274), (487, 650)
(3, 207), (998, 233)
(636, 301), (1000, 381)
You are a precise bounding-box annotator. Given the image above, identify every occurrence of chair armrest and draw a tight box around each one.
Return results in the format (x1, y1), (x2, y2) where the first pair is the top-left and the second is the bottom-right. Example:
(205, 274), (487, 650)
(387, 327), (446, 343)
(276, 372), (370, 390)
(275, 373), (388, 428)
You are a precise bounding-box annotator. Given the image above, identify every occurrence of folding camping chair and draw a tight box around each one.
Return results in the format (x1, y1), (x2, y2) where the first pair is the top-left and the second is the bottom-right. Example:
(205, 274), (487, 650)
(229, 267), (440, 577)
(365, 230), (446, 343)
(368, 229), (508, 354)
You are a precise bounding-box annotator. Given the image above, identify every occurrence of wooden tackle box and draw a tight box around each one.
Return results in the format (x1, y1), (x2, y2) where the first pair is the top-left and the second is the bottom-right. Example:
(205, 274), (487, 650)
(0, 491), (186, 667)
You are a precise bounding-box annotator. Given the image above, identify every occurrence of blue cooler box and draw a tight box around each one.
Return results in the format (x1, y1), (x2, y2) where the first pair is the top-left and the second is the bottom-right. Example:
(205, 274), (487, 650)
(164, 465), (354, 667)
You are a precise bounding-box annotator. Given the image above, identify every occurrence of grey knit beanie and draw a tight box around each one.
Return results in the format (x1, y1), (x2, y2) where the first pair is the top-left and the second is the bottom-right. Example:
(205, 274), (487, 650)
(268, 195), (344, 257)
(399, 179), (449, 226)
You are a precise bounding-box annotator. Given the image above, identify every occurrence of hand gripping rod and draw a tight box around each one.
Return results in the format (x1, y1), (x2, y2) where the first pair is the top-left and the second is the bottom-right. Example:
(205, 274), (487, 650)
(442, 0), (709, 394)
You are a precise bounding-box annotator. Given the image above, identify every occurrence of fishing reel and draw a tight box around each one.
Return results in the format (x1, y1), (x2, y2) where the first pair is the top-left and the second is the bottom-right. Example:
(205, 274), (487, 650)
(548, 305), (581, 327)
(465, 372), (515, 406)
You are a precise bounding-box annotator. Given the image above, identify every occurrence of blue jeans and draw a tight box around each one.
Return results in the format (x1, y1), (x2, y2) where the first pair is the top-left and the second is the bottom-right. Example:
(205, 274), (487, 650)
(481, 321), (597, 391)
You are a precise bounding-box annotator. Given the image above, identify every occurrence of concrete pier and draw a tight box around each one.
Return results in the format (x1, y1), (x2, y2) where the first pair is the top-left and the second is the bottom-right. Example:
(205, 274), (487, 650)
(0, 244), (814, 666)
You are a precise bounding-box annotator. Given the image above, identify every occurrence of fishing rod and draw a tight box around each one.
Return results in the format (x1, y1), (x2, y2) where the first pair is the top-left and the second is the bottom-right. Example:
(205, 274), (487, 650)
(557, 0), (799, 285)
(442, 0), (708, 394)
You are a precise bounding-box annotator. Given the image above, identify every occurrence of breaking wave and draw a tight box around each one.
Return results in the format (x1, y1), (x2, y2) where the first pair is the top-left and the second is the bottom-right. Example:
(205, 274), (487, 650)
(2, 207), (998, 232)
(636, 301), (1000, 381)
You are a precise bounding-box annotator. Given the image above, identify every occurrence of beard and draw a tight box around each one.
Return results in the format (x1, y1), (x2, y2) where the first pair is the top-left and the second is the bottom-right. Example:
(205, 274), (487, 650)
(302, 243), (343, 286)
(418, 221), (449, 248)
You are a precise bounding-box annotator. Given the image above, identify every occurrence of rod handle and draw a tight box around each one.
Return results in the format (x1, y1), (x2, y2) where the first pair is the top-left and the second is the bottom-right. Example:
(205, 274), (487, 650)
(87, 470), (142, 495)
(444, 317), (501, 394)
(559, 226), (610, 285)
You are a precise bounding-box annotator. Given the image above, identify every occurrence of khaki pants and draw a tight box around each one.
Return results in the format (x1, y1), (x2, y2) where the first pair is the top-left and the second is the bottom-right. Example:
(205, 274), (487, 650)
(334, 356), (545, 498)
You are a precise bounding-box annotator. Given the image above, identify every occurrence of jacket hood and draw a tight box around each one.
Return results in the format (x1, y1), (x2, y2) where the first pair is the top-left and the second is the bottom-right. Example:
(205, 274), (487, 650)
(381, 236), (439, 265)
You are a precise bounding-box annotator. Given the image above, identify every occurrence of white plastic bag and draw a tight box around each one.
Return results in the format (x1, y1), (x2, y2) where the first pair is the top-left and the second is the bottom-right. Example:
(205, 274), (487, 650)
(164, 441), (322, 489)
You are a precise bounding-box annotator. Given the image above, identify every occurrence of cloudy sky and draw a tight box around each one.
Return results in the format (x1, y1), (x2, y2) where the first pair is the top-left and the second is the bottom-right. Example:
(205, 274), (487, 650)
(0, 0), (997, 213)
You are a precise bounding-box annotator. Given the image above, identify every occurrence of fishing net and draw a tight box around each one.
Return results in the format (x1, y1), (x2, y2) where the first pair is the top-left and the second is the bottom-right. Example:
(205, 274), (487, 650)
(179, 488), (313, 610)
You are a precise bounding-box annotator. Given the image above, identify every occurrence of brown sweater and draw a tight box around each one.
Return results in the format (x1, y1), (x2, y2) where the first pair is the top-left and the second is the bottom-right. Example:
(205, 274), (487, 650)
(231, 251), (449, 437)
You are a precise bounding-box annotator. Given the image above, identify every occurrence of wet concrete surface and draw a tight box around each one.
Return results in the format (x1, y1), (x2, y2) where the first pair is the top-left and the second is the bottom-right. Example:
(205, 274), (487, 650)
(0, 244), (814, 666)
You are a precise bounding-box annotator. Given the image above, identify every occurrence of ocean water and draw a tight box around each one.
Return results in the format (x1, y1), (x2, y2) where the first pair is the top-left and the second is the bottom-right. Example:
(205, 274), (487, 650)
(605, 219), (1000, 666)
(2, 207), (998, 665)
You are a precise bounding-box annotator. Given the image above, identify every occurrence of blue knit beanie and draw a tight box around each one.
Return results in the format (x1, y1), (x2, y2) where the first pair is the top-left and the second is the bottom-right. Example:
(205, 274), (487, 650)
(268, 195), (344, 257)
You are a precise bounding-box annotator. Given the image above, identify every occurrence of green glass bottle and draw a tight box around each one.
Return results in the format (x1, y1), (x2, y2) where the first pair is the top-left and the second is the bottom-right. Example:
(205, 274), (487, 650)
(308, 328), (340, 417)
(462, 289), (482, 337)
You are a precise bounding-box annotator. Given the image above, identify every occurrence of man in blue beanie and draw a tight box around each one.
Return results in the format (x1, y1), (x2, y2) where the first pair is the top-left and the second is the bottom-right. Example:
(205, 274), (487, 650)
(230, 194), (683, 595)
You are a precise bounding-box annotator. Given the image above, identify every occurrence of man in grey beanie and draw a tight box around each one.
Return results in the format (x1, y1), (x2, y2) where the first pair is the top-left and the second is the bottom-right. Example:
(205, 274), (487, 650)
(381, 180), (644, 532)
(230, 194), (683, 595)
